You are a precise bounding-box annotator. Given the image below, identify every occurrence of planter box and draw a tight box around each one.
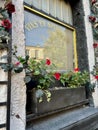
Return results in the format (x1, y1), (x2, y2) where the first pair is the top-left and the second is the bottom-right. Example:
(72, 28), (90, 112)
(27, 86), (87, 114)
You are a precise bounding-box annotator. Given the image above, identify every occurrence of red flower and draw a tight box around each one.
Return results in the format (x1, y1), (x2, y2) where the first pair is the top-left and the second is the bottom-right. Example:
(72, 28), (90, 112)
(95, 75), (98, 80)
(1, 19), (12, 29)
(74, 68), (79, 72)
(15, 62), (20, 66)
(46, 59), (51, 65)
(91, 0), (97, 5)
(89, 16), (96, 22)
(93, 43), (98, 48)
(54, 72), (61, 80)
(5, 2), (15, 13)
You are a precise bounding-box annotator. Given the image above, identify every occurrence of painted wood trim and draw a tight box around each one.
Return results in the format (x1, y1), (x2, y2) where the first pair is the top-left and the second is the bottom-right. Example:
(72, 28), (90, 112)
(0, 102), (7, 106)
(0, 123), (6, 128)
(0, 81), (8, 84)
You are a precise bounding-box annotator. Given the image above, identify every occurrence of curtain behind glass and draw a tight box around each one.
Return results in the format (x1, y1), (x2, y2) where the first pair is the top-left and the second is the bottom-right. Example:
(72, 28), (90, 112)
(24, 0), (73, 25)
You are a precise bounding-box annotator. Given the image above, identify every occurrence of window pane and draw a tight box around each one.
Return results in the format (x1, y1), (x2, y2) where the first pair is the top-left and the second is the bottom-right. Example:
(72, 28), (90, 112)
(62, 1), (69, 23)
(49, 0), (56, 17)
(32, 0), (41, 9)
(68, 4), (73, 25)
(24, 11), (74, 71)
(56, 0), (61, 19)
(24, 0), (73, 25)
(42, 0), (49, 13)
(24, 0), (32, 5)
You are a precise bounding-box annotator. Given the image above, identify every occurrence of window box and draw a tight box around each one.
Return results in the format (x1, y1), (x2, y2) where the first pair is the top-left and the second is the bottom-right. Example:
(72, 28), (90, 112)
(27, 86), (87, 115)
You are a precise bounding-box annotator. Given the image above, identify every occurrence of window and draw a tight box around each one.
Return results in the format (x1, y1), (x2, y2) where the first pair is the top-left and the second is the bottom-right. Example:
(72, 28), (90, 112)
(24, 0), (78, 116)
(24, 9), (77, 71)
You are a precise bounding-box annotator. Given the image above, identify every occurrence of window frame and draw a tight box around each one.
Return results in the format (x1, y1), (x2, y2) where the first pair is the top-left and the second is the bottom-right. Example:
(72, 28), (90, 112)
(24, 4), (78, 119)
(24, 5), (78, 69)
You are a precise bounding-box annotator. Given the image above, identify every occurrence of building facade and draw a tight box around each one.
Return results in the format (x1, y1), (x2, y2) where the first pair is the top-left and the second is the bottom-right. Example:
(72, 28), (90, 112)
(0, 0), (98, 130)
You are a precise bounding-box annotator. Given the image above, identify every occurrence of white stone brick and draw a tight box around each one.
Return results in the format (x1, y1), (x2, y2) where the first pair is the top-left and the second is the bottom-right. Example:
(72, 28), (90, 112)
(0, 0), (5, 8)
(0, 106), (6, 124)
(0, 85), (7, 103)
(0, 128), (6, 130)
(0, 69), (7, 81)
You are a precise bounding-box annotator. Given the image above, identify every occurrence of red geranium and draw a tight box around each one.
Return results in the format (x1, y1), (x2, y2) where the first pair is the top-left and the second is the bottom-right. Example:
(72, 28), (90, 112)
(5, 2), (15, 13)
(93, 43), (98, 48)
(89, 16), (96, 22)
(74, 68), (79, 72)
(91, 0), (97, 5)
(1, 19), (12, 29)
(15, 62), (20, 66)
(54, 72), (61, 80)
(95, 75), (98, 80)
(46, 59), (51, 65)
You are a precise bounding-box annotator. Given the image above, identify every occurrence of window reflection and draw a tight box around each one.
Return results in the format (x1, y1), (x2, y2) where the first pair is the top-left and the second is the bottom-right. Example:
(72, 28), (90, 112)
(25, 11), (74, 71)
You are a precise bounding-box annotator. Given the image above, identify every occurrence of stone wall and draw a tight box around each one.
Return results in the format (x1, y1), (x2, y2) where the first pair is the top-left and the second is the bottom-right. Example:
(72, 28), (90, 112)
(10, 0), (26, 130)
(72, 0), (90, 71)
(82, 0), (95, 72)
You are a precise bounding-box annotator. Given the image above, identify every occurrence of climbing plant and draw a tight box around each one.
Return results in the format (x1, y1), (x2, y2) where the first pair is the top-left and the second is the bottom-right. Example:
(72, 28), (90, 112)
(89, 0), (98, 40)
(0, 1), (15, 48)
(89, 1), (98, 79)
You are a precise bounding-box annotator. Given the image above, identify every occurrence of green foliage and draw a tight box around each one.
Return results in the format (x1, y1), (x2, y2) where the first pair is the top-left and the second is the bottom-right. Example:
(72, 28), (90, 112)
(89, 82), (96, 92)
(0, 8), (9, 19)
(1, 63), (13, 72)
(89, 1), (98, 41)
(91, 65), (98, 76)
(36, 89), (51, 103)
(21, 57), (55, 90)
(60, 71), (90, 88)
(0, 47), (55, 102)
(0, 7), (10, 44)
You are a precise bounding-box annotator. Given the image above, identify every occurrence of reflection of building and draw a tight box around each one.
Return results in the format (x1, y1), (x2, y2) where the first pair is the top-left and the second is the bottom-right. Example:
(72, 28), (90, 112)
(26, 45), (44, 59)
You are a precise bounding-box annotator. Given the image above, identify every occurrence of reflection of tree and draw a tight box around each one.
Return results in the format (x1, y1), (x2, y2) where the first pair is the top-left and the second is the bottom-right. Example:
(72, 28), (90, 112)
(44, 28), (67, 70)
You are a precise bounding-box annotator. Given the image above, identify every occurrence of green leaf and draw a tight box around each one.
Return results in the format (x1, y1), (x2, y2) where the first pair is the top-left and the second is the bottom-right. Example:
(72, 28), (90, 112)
(14, 67), (23, 73)
(25, 55), (29, 61)
(18, 57), (26, 64)
(1, 64), (13, 71)
(34, 70), (40, 75)
(1, 10), (9, 18)
(47, 97), (51, 102)
(36, 89), (43, 98)
(38, 97), (43, 103)
(24, 76), (31, 83)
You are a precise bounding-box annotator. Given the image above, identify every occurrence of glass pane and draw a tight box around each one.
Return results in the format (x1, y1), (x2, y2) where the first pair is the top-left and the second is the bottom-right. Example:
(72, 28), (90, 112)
(24, 0), (73, 25)
(68, 4), (73, 25)
(24, 0), (32, 5)
(24, 10), (74, 71)
(56, 0), (61, 20)
(32, 0), (41, 9)
(42, 0), (49, 13)
(49, 0), (56, 17)
(62, 1), (69, 23)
